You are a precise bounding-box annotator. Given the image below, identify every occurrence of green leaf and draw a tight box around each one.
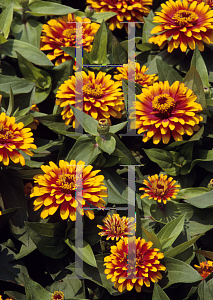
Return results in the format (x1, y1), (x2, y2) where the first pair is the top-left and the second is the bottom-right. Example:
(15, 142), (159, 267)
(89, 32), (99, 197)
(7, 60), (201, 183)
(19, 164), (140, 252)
(90, 12), (117, 23)
(157, 214), (185, 251)
(156, 60), (182, 85)
(0, 169), (28, 244)
(90, 20), (109, 65)
(4, 291), (26, 300)
(109, 121), (127, 133)
(143, 148), (179, 176)
(0, 2), (13, 39)
(0, 244), (28, 285)
(65, 239), (97, 268)
(113, 134), (138, 164)
(23, 274), (52, 300)
(50, 59), (73, 93)
(142, 227), (162, 250)
(136, 200), (142, 238)
(176, 187), (209, 200)
(191, 45), (209, 88)
(198, 279), (212, 300)
(152, 283), (170, 300)
(0, 39), (54, 66)
(14, 237), (37, 260)
(185, 190), (213, 208)
(70, 105), (99, 136)
(183, 66), (210, 116)
(162, 257), (202, 288)
(0, 74), (35, 97)
(150, 202), (181, 224)
(164, 233), (204, 258)
(0, 207), (20, 229)
(96, 133), (116, 155)
(7, 86), (14, 116)
(25, 222), (69, 259)
(27, 1), (77, 16)
(195, 250), (213, 260)
(66, 135), (101, 165)
(11, 17), (43, 48)
(17, 52), (51, 90)
(0, 0), (21, 10)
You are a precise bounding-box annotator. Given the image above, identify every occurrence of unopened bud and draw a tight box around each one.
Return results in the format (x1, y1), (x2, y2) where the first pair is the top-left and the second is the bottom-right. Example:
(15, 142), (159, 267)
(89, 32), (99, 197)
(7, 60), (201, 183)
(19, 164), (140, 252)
(97, 119), (110, 135)
(85, 6), (95, 18)
(177, 156), (185, 166)
(207, 179), (213, 190)
(204, 87), (211, 98)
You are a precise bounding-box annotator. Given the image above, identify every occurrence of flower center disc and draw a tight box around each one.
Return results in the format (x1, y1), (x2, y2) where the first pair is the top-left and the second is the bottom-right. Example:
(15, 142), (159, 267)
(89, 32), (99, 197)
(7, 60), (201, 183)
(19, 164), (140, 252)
(152, 180), (167, 197)
(56, 174), (76, 194)
(152, 94), (176, 118)
(172, 10), (198, 26)
(0, 125), (14, 141)
(62, 28), (76, 38)
(83, 83), (104, 99)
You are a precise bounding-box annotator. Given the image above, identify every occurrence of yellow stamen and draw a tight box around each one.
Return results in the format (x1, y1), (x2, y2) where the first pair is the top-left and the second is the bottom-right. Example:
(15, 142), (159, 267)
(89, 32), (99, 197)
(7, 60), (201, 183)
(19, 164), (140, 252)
(152, 94), (176, 114)
(172, 10), (198, 27)
(83, 83), (104, 98)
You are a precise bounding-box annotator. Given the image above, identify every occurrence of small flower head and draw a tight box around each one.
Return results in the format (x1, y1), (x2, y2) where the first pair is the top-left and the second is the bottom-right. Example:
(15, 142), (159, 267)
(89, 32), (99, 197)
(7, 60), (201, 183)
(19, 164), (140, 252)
(0, 112), (36, 166)
(104, 237), (166, 293)
(131, 81), (203, 144)
(188, 0), (213, 8)
(87, 0), (152, 32)
(40, 13), (100, 65)
(31, 160), (107, 221)
(97, 214), (135, 240)
(194, 261), (213, 279)
(97, 119), (110, 135)
(56, 71), (124, 126)
(114, 63), (158, 87)
(51, 291), (65, 300)
(149, 0), (213, 52)
(140, 174), (180, 204)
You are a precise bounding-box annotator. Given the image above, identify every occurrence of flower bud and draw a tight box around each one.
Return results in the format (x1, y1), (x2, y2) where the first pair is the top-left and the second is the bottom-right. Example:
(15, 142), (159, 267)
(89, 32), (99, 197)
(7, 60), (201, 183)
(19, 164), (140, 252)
(207, 179), (213, 191)
(177, 156), (185, 166)
(204, 87), (211, 98)
(97, 119), (110, 135)
(19, 0), (29, 7)
(85, 6), (95, 18)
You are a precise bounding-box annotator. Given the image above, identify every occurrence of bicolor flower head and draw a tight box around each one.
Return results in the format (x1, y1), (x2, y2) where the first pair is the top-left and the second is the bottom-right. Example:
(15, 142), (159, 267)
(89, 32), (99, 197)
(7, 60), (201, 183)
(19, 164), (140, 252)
(194, 261), (213, 279)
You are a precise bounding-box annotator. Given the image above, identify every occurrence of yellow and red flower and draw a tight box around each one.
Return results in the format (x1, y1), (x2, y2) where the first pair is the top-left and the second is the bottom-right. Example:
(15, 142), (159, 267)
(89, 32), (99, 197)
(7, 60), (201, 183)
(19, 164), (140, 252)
(104, 237), (166, 292)
(97, 214), (135, 240)
(31, 160), (107, 221)
(194, 261), (213, 279)
(131, 81), (203, 144)
(188, 0), (213, 8)
(56, 71), (124, 126)
(149, 0), (213, 52)
(0, 112), (36, 166)
(51, 291), (65, 300)
(140, 174), (180, 204)
(114, 63), (158, 87)
(86, 0), (152, 31)
(40, 13), (100, 65)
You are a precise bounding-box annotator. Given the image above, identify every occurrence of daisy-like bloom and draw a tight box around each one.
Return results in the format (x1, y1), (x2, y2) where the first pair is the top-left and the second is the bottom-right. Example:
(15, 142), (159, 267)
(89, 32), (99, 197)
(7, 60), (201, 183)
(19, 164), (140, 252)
(188, 0), (213, 8)
(114, 63), (158, 87)
(86, 0), (152, 31)
(140, 174), (180, 204)
(131, 81), (203, 144)
(104, 237), (166, 293)
(40, 13), (100, 66)
(31, 160), (107, 221)
(51, 291), (65, 300)
(194, 261), (213, 279)
(0, 112), (36, 166)
(56, 71), (124, 126)
(148, 0), (213, 52)
(97, 214), (135, 240)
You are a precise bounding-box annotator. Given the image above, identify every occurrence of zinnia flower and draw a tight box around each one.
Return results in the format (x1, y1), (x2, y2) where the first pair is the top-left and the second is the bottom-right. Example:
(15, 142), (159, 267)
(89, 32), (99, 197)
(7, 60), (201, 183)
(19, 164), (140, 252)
(31, 160), (107, 221)
(131, 81), (203, 144)
(148, 0), (213, 52)
(188, 0), (213, 8)
(140, 174), (180, 204)
(56, 71), (124, 126)
(194, 261), (213, 278)
(0, 112), (36, 166)
(86, 0), (152, 31)
(97, 214), (135, 240)
(104, 237), (166, 292)
(51, 291), (65, 300)
(114, 63), (158, 87)
(40, 13), (100, 65)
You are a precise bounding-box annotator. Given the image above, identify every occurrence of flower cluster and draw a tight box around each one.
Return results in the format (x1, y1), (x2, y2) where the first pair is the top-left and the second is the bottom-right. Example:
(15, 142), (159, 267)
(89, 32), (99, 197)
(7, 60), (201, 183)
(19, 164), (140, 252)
(31, 160), (107, 221)
(51, 291), (65, 300)
(194, 261), (213, 278)
(104, 237), (166, 292)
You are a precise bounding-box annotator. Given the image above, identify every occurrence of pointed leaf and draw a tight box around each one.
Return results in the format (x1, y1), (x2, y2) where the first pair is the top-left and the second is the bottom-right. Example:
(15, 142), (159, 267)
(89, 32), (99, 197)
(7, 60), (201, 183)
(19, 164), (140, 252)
(191, 45), (209, 88)
(142, 227), (162, 250)
(156, 59), (182, 85)
(24, 274), (52, 300)
(27, 1), (77, 16)
(185, 190), (213, 208)
(152, 283), (170, 300)
(90, 21), (109, 64)
(0, 2), (13, 39)
(96, 134), (116, 155)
